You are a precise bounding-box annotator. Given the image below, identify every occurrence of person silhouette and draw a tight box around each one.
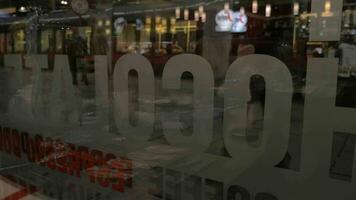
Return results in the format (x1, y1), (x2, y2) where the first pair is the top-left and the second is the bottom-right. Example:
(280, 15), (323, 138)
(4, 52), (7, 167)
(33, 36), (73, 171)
(67, 27), (88, 85)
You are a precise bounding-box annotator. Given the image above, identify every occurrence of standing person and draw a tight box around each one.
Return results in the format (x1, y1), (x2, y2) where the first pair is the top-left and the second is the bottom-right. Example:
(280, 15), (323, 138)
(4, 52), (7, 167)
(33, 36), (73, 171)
(67, 27), (88, 85)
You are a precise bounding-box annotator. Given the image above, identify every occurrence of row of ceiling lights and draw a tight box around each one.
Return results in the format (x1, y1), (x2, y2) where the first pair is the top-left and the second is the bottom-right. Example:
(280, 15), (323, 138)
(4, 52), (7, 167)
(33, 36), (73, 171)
(171, 0), (302, 21)
(175, 5), (207, 22)
(252, 0), (332, 17)
(174, 0), (330, 18)
(18, 0), (68, 12)
(143, 0), (304, 30)
(60, 1), (69, 5)
(17, 0), (333, 19)
(251, 0), (301, 17)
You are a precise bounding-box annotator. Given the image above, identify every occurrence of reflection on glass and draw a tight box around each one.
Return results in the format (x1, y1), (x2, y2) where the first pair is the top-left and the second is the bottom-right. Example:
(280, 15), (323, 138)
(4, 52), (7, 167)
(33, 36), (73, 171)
(14, 29), (25, 53)
(0, 34), (5, 53)
(41, 29), (54, 53)
(56, 30), (64, 53)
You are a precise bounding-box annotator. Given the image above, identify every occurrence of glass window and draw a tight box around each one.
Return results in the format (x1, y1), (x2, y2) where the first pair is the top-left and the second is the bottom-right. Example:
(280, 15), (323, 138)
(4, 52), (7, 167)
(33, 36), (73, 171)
(13, 29), (25, 53)
(6, 32), (13, 53)
(116, 24), (136, 53)
(0, 34), (5, 53)
(174, 21), (197, 53)
(78, 27), (92, 53)
(65, 27), (91, 54)
(2, 1), (356, 200)
(55, 30), (64, 53)
(41, 29), (54, 53)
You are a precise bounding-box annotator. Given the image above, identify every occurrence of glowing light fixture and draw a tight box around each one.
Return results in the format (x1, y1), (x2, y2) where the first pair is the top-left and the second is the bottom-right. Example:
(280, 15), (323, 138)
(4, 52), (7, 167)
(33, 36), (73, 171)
(105, 29), (111, 35)
(293, 2), (300, 16)
(325, 0), (331, 13)
(201, 12), (207, 23)
(19, 6), (27, 12)
(322, 0), (333, 17)
(194, 10), (200, 21)
(265, 4), (271, 17)
(224, 2), (230, 11)
(240, 6), (245, 15)
(155, 15), (161, 24)
(145, 16), (152, 25)
(170, 17), (176, 25)
(97, 20), (103, 27)
(199, 5), (204, 15)
(252, 0), (258, 14)
(162, 18), (167, 26)
(175, 7), (181, 19)
(184, 8), (189, 20)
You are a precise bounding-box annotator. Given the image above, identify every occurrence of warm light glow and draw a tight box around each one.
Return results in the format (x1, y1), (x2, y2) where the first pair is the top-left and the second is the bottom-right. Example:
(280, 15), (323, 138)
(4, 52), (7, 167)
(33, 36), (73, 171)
(240, 6), (245, 15)
(194, 10), (200, 21)
(145, 16), (152, 25)
(252, 0), (258, 14)
(184, 8), (189, 20)
(224, 2), (230, 11)
(322, 0), (333, 17)
(60, 0), (68, 5)
(97, 20), (103, 27)
(156, 25), (162, 33)
(265, 4), (271, 17)
(293, 2), (300, 16)
(201, 12), (207, 23)
(162, 18), (167, 26)
(105, 20), (111, 26)
(199, 5), (204, 15)
(175, 7), (181, 19)
(19, 6), (26, 12)
(155, 15), (161, 24)
(105, 29), (111, 35)
(324, 0), (331, 13)
(170, 17), (176, 25)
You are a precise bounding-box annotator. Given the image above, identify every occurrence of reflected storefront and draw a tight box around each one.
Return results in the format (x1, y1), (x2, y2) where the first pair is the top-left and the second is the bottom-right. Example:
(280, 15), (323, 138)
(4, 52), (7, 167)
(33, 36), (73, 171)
(1, 0), (356, 199)
(0, 0), (339, 72)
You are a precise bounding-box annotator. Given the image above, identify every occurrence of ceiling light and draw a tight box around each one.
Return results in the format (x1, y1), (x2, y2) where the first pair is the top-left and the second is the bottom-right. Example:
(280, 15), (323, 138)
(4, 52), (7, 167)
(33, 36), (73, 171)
(201, 12), (207, 23)
(252, 0), (258, 14)
(194, 10), (199, 21)
(265, 4), (271, 17)
(19, 6), (26, 12)
(175, 7), (181, 19)
(198, 5), (204, 15)
(293, 2), (300, 16)
(224, 2), (230, 11)
(184, 8), (189, 20)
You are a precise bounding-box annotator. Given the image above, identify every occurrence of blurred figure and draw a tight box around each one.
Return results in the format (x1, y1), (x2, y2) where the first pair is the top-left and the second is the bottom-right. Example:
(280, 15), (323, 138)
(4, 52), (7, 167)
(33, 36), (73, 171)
(67, 27), (88, 85)
(93, 28), (108, 54)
